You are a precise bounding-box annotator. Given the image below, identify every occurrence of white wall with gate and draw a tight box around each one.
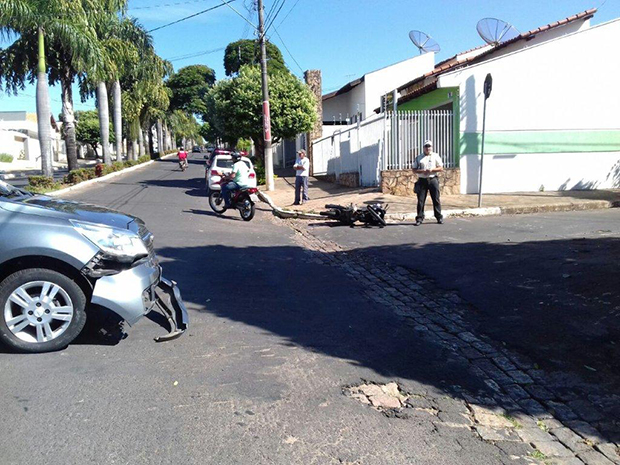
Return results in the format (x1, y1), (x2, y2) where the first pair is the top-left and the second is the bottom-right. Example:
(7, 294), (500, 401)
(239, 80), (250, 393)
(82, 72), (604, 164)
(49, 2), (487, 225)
(312, 114), (384, 186)
(312, 110), (455, 186)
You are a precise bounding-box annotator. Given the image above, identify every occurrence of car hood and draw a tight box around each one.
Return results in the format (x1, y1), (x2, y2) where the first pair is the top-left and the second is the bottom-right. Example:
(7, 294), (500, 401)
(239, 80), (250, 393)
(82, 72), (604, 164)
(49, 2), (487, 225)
(0, 194), (138, 229)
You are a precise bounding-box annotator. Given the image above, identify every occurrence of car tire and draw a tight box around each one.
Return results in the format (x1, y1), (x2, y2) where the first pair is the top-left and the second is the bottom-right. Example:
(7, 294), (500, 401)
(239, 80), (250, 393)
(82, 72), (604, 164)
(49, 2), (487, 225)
(0, 268), (87, 353)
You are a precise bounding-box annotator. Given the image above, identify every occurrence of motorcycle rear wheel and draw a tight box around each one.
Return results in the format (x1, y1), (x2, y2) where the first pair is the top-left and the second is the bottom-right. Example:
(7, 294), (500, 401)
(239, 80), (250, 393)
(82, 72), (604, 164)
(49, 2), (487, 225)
(209, 191), (227, 214)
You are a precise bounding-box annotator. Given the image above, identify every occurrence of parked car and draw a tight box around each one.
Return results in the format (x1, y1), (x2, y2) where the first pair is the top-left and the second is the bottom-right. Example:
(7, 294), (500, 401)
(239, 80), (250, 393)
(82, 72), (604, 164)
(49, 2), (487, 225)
(0, 180), (188, 353)
(204, 147), (232, 164)
(192, 145), (201, 153)
(205, 154), (257, 193)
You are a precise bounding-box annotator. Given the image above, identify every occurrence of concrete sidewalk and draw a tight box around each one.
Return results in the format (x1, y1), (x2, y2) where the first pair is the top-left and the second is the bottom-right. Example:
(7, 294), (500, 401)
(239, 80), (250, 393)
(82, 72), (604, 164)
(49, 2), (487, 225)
(262, 173), (620, 221)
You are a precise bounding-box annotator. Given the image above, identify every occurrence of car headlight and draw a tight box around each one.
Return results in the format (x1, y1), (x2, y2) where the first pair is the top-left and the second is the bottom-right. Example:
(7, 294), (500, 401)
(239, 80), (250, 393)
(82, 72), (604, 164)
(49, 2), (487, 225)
(71, 220), (149, 262)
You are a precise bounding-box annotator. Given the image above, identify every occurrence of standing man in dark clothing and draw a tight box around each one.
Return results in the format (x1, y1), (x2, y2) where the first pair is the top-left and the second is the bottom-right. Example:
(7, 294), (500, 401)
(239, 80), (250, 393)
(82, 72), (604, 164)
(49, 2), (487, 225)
(413, 140), (444, 225)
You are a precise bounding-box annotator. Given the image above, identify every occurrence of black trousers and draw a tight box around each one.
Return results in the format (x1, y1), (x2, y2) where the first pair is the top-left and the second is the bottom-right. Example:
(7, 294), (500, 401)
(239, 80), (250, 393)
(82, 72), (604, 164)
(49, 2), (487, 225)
(416, 177), (442, 221)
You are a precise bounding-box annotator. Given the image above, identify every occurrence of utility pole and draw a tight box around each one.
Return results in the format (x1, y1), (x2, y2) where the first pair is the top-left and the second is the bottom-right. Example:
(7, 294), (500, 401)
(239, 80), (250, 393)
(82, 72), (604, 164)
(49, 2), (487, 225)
(257, 0), (275, 190)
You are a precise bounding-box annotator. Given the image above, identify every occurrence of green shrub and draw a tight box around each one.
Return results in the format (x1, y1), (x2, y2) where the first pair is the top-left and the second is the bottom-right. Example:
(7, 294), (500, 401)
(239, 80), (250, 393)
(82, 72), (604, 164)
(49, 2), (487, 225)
(26, 175), (65, 193)
(0, 153), (14, 163)
(111, 161), (124, 172)
(64, 168), (96, 185)
(124, 160), (138, 167)
(137, 155), (151, 164)
(100, 165), (115, 176)
(27, 175), (56, 189)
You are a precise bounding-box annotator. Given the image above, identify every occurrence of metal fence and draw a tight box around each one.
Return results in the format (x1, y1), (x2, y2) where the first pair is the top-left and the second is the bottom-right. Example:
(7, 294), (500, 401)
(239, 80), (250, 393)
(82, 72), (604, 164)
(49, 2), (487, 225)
(384, 110), (455, 170)
(312, 114), (385, 186)
(311, 110), (455, 186)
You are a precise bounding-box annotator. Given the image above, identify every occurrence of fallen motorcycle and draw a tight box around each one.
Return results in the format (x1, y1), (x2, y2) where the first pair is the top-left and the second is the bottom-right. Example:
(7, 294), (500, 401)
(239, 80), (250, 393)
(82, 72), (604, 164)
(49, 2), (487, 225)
(209, 179), (259, 221)
(320, 203), (388, 227)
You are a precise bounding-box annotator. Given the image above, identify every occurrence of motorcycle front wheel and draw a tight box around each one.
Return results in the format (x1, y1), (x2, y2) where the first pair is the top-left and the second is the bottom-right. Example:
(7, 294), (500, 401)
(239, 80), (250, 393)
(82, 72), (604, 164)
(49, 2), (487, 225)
(209, 191), (227, 214)
(367, 207), (387, 227)
(239, 198), (255, 221)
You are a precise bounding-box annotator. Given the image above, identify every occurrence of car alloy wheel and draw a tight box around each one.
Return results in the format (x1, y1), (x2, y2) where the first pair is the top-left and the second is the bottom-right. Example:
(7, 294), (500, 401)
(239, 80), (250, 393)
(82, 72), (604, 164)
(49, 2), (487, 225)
(4, 281), (74, 343)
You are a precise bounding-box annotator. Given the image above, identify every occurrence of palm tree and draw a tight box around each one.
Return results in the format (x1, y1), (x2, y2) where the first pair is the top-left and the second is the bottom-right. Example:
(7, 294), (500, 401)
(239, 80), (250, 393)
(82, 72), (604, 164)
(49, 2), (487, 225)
(0, 0), (99, 176)
(80, 0), (128, 165)
(113, 18), (153, 161)
(121, 45), (172, 159)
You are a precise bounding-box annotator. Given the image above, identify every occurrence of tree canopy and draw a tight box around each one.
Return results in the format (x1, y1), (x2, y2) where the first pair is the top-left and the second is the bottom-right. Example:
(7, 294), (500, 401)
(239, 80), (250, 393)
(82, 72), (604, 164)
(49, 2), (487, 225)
(166, 64), (215, 116)
(205, 65), (316, 156)
(75, 109), (115, 155)
(223, 39), (287, 76)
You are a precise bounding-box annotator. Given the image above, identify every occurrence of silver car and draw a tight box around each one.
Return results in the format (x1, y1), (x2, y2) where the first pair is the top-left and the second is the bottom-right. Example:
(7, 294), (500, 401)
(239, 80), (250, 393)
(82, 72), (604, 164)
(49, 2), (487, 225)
(0, 180), (188, 353)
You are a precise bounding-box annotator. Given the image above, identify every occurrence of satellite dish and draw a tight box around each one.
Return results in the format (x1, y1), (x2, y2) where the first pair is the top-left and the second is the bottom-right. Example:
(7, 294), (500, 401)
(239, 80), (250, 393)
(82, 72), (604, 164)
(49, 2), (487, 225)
(409, 30), (441, 54)
(477, 18), (520, 46)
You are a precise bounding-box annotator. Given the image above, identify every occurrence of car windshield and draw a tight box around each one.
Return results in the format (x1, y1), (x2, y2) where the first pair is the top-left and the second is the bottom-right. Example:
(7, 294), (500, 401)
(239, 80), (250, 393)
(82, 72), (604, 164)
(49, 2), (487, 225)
(215, 158), (251, 170)
(0, 180), (31, 198)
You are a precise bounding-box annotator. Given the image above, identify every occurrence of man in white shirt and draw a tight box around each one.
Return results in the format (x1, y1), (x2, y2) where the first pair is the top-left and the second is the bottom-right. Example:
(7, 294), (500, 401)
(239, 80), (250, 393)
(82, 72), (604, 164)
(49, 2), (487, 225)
(293, 149), (310, 205)
(413, 140), (444, 225)
(221, 153), (250, 208)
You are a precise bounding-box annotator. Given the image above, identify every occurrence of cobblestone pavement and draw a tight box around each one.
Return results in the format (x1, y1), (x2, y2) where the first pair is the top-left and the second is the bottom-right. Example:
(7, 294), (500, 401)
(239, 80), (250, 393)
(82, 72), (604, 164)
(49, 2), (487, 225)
(282, 217), (620, 465)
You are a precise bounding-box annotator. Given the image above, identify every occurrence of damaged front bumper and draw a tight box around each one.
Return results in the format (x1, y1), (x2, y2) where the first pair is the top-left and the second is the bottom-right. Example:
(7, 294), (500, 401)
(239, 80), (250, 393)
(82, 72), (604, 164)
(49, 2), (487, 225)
(90, 260), (188, 341)
(152, 277), (189, 342)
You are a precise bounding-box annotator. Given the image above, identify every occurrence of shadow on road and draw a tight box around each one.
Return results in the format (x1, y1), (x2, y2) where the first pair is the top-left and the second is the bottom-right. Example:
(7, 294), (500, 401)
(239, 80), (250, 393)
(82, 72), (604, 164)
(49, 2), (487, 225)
(155, 235), (620, 446)
(184, 209), (242, 221)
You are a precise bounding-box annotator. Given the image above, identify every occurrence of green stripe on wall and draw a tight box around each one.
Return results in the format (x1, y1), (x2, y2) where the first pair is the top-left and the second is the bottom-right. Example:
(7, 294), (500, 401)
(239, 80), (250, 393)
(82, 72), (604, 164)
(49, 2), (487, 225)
(460, 130), (620, 155)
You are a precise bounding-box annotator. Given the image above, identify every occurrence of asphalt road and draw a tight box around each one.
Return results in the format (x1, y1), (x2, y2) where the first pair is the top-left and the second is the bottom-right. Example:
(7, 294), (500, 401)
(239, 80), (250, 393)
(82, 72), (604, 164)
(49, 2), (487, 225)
(0, 154), (515, 464)
(304, 206), (620, 392)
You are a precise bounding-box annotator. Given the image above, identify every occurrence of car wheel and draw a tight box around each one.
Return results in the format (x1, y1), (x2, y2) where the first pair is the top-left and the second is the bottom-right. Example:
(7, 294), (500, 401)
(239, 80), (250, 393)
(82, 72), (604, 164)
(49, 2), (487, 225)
(0, 268), (87, 353)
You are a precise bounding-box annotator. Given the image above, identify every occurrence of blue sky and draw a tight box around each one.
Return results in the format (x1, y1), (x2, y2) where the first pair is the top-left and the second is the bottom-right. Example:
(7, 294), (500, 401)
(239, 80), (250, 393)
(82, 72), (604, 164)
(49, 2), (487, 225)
(0, 0), (618, 116)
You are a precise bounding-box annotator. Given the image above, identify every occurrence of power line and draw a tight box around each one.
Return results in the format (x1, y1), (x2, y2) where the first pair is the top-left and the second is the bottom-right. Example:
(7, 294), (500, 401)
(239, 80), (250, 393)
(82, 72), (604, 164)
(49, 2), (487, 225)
(147, 0), (236, 33)
(264, 0), (281, 26)
(275, 0), (301, 29)
(272, 27), (303, 75)
(167, 47), (225, 62)
(2, 93), (96, 108)
(129, 0), (212, 10)
(218, 0), (257, 31)
(263, 0), (287, 36)
(240, 2), (256, 39)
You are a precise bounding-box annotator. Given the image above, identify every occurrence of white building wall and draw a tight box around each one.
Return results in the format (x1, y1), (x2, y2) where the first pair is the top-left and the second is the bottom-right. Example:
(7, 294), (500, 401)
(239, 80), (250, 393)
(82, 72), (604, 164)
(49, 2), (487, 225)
(0, 131), (27, 159)
(322, 54), (435, 122)
(484, 18), (590, 62)
(322, 83), (366, 124)
(438, 17), (620, 193)
(364, 53), (435, 118)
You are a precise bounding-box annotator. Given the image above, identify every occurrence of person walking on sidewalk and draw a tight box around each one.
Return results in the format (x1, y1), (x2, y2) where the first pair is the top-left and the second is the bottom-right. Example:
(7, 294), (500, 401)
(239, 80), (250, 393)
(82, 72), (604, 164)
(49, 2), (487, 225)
(293, 149), (310, 205)
(413, 140), (444, 225)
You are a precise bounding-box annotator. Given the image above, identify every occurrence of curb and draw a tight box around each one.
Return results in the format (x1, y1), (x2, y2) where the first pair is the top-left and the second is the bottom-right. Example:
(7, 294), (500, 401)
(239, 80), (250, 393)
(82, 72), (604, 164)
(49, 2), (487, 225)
(384, 201), (618, 221)
(259, 193), (618, 222)
(258, 191), (324, 220)
(46, 153), (177, 197)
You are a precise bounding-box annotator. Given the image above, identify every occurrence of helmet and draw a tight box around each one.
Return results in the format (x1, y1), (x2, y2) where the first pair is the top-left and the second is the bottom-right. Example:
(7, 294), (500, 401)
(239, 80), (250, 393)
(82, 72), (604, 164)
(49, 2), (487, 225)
(231, 152), (242, 161)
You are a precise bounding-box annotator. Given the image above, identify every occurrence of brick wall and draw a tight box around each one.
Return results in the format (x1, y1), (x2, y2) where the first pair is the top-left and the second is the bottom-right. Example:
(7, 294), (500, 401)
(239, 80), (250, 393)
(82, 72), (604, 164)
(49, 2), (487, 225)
(322, 172), (360, 188)
(381, 168), (460, 196)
